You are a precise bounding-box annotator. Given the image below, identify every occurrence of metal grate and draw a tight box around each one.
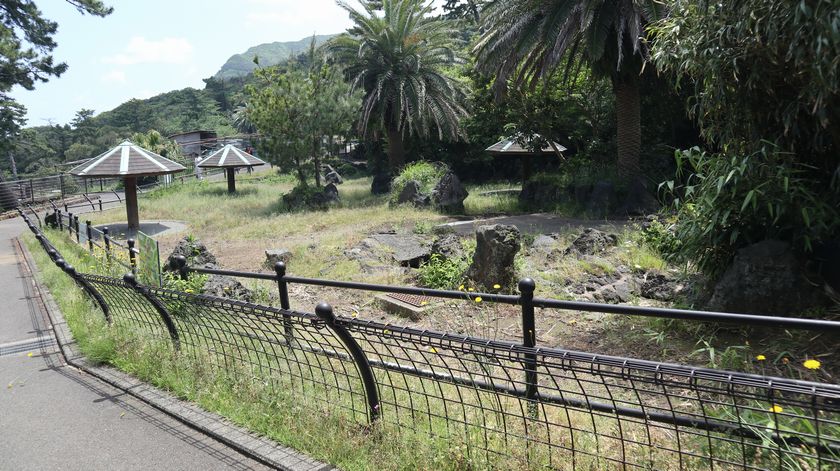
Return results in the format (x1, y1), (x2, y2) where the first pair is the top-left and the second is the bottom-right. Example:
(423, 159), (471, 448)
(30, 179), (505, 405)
(386, 292), (434, 307)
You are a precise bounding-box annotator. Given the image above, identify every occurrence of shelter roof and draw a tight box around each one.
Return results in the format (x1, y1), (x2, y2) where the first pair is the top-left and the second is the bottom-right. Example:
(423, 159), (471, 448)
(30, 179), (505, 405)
(485, 135), (567, 156)
(70, 140), (186, 177)
(197, 144), (266, 168)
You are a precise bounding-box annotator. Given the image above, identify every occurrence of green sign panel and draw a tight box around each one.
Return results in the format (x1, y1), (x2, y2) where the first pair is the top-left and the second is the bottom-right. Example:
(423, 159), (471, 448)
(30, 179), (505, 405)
(137, 231), (162, 286)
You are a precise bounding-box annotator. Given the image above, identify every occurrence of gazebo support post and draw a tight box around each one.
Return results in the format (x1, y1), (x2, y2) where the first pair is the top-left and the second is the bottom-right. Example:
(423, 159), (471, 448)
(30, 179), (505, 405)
(124, 176), (139, 232)
(522, 156), (533, 185)
(226, 168), (236, 193)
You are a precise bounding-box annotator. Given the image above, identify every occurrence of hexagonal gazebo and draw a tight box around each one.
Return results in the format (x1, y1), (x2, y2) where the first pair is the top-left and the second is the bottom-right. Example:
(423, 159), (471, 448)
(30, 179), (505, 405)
(197, 144), (266, 193)
(70, 140), (186, 232)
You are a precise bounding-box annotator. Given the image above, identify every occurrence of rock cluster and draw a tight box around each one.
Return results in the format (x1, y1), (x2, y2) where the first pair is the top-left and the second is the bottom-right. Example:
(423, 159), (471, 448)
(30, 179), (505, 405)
(392, 170), (469, 213)
(164, 236), (252, 302)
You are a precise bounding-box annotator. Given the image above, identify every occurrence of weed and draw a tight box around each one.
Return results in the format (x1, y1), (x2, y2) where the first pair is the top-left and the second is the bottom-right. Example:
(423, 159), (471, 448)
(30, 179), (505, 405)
(418, 254), (467, 290)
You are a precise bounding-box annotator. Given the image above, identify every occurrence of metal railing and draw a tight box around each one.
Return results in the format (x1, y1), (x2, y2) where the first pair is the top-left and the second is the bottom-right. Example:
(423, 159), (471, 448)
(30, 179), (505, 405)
(2, 167), (226, 213)
(20, 210), (840, 470)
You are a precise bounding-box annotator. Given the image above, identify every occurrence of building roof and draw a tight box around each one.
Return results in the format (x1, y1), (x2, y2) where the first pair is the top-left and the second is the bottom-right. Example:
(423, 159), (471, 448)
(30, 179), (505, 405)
(485, 135), (567, 156)
(69, 140), (186, 177)
(196, 144), (266, 168)
(167, 130), (217, 139)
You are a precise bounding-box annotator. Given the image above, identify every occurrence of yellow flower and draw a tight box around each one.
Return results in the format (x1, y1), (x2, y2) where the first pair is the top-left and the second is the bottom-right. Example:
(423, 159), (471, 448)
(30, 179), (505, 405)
(568, 319), (577, 325)
(185, 289), (194, 293)
(27, 352), (33, 358)
(458, 284), (464, 291)
(803, 359), (821, 370)
(429, 347), (437, 354)
(493, 284), (501, 289)
(383, 329), (390, 335)
(468, 288), (474, 292)
(351, 312), (358, 318)
(420, 301), (428, 306)
(474, 297), (482, 303)
(769, 405), (783, 413)
(755, 355), (766, 361)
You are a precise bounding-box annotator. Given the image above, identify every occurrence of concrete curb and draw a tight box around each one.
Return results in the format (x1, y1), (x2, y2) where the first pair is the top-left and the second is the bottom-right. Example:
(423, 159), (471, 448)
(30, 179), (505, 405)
(16, 237), (335, 471)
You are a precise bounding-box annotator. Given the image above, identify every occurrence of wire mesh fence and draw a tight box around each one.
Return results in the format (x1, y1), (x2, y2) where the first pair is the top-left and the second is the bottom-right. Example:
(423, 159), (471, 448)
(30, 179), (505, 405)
(19, 210), (840, 470)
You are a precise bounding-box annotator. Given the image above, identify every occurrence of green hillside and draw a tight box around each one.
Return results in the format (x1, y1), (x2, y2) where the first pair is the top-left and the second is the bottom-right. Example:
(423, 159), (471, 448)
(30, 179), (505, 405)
(214, 34), (337, 80)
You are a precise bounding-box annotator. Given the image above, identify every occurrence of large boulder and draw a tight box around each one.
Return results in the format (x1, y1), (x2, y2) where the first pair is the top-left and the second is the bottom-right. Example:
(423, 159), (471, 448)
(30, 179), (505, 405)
(465, 224), (521, 291)
(617, 180), (659, 216)
(565, 228), (618, 255)
(322, 183), (340, 203)
(431, 233), (463, 260)
(369, 232), (431, 268)
(431, 171), (468, 213)
(264, 249), (292, 269)
(164, 236), (252, 302)
(371, 173), (392, 195)
(165, 236), (217, 270)
(396, 180), (430, 207)
(707, 240), (827, 316)
(325, 170), (343, 185)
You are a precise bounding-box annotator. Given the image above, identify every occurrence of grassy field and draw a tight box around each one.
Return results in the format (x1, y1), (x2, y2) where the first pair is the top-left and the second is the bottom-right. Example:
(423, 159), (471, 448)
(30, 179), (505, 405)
(74, 173), (837, 380)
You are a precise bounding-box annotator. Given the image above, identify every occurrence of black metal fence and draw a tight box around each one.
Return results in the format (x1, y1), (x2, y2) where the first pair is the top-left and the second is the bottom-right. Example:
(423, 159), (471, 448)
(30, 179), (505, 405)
(20, 210), (840, 470)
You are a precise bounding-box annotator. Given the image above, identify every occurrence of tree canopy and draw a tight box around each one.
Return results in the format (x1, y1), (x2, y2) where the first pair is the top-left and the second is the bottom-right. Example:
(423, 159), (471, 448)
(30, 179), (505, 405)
(325, 0), (467, 171)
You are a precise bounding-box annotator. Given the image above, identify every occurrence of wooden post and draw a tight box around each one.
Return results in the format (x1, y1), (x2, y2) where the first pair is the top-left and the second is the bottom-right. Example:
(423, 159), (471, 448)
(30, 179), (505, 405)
(124, 176), (139, 232)
(226, 168), (236, 193)
(522, 156), (533, 186)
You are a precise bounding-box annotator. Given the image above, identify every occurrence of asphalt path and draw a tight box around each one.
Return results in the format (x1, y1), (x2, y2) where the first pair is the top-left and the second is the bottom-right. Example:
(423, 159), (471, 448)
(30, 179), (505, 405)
(0, 216), (270, 470)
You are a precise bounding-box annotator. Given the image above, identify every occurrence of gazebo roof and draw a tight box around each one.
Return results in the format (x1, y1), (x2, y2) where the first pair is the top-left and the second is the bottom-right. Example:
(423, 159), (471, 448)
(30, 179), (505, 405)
(485, 134), (567, 156)
(70, 140), (186, 177)
(197, 144), (266, 168)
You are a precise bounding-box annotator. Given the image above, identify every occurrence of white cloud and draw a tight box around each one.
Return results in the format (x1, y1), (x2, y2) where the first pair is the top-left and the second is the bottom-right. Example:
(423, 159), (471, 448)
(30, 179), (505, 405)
(100, 69), (127, 84)
(105, 37), (193, 65)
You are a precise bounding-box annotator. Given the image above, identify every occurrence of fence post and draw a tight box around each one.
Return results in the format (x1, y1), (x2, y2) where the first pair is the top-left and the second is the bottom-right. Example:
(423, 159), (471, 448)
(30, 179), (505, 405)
(274, 262), (295, 347)
(54, 258), (111, 324)
(519, 278), (539, 414)
(74, 215), (81, 243)
(59, 174), (65, 199)
(123, 273), (179, 350)
(67, 212), (73, 236)
(98, 198), (102, 211)
(86, 220), (94, 254)
(315, 302), (380, 423)
(57, 210), (63, 231)
(103, 227), (112, 263)
(172, 255), (189, 280)
(127, 238), (137, 273)
(29, 179), (34, 204)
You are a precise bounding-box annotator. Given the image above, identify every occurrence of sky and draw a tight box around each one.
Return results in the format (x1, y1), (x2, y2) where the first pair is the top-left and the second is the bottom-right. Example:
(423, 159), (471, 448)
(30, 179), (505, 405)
(10, 0), (359, 127)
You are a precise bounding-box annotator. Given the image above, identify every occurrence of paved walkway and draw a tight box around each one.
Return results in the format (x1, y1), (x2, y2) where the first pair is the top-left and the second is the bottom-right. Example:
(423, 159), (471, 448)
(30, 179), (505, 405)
(0, 216), (272, 470)
(438, 212), (629, 235)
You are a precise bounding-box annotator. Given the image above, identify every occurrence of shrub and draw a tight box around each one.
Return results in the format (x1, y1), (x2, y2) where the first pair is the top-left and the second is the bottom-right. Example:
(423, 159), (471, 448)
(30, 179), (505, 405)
(660, 147), (840, 275)
(281, 184), (329, 211)
(389, 161), (447, 204)
(418, 254), (468, 290)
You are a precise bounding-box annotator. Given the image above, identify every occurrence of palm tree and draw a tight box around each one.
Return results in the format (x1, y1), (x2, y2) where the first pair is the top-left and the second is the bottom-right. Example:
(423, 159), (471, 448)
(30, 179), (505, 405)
(326, 0), (468, 172)
(474, 0), (664, 183)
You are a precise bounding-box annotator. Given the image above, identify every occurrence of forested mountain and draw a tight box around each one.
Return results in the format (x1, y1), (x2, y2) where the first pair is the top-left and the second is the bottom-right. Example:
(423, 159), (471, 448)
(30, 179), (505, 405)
(214, 34), (337, 80)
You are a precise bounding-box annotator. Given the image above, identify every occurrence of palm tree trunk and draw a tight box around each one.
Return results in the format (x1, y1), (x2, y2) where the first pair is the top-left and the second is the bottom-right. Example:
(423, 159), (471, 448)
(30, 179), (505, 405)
(385, 124), (405, 173)
(614, 78), (641, 183)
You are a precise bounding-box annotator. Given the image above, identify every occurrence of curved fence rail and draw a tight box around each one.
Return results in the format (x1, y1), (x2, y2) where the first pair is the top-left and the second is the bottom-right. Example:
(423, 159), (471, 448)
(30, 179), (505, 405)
(20, 210), (840, 470)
